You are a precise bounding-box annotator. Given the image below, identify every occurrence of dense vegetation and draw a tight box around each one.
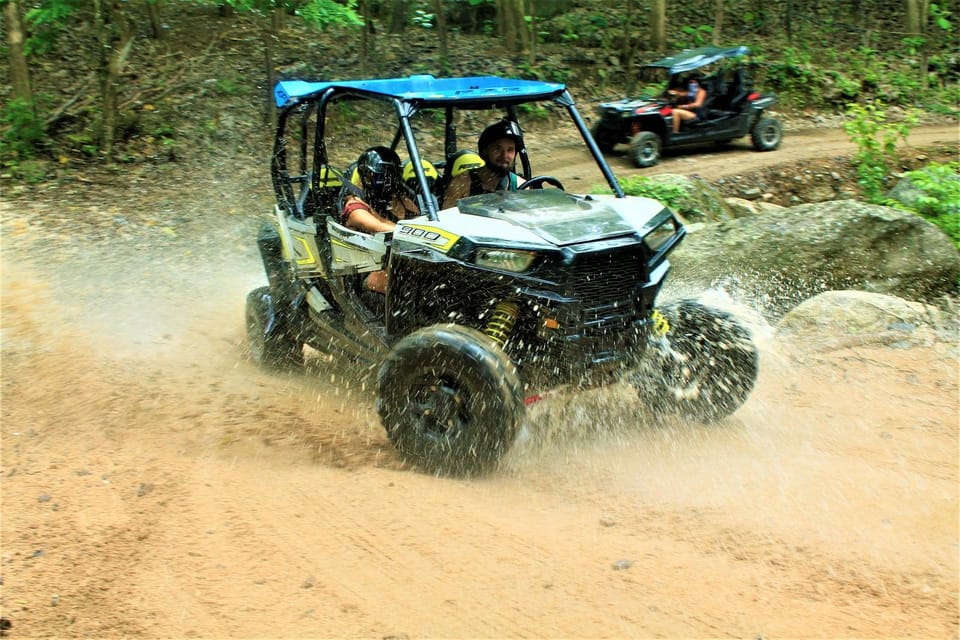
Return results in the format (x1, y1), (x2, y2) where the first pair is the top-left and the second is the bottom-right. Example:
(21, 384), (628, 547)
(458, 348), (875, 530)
(1, 0), (957, 181)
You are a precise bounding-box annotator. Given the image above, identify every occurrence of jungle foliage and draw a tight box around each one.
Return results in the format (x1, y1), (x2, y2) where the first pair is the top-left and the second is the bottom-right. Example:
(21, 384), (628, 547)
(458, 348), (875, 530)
(0, 0), (956, 173)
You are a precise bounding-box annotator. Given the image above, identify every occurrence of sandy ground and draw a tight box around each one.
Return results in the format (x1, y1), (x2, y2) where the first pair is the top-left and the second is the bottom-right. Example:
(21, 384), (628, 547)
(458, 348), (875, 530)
(1, 124), (958, 638)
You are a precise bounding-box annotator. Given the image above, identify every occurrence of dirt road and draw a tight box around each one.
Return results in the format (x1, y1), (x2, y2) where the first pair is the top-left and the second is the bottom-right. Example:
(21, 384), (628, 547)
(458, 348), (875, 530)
(537, 122), (959, 186)
(1, 123), (957, 638)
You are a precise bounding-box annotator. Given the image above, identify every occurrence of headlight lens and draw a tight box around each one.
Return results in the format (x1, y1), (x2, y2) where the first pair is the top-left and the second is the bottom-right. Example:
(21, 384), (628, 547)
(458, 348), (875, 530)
(644, 219), (677, 252)
(474, 248), (537, 273)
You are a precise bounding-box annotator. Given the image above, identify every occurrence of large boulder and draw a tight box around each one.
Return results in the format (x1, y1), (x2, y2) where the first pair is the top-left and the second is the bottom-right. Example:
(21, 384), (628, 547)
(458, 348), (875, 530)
(776, 290), (951, 350)
(667, 200), (960, 318)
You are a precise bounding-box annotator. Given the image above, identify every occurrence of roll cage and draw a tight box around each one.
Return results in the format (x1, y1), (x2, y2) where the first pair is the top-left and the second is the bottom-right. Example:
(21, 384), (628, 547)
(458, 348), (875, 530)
(270, 75), (625, 223)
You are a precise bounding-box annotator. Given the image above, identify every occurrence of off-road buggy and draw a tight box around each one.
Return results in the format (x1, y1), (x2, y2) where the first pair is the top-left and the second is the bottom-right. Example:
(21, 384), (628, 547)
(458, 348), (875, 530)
(246, 74), (759, 475)
(591, 45), (783, 167)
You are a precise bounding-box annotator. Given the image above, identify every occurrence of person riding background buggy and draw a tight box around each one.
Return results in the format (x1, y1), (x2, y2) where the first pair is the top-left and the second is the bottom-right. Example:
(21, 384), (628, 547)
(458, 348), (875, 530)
(669, 74), (709, 133)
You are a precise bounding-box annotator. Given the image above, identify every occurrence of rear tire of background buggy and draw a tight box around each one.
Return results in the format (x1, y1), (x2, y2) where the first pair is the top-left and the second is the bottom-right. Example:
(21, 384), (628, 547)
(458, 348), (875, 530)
(630, 131), (661, 167)
(751, 117), (783, 151)
(377, 325), (524, 477)
(590, 122), (618, 153)
(631, 301), (758, 423)
(245, 286), (304, 370)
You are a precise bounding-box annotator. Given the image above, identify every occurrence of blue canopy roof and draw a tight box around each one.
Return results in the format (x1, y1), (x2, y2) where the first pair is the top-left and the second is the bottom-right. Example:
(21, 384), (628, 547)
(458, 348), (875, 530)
(274, 75), (567, 109)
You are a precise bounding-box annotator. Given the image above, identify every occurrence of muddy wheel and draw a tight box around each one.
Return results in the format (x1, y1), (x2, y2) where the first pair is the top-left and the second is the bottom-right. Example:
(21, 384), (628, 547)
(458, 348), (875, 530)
(245, 286), (304, 370)
(751, 117), (783, 151)
(631, 301), (758, 423)
(630, 131), (662, 167)
(377, 325), (523, 476)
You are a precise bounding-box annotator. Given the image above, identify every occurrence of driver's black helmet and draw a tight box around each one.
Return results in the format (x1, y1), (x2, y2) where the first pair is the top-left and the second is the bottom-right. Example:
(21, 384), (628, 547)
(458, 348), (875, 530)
(356, 146), (401, 202)
(478, 120), (524, 159)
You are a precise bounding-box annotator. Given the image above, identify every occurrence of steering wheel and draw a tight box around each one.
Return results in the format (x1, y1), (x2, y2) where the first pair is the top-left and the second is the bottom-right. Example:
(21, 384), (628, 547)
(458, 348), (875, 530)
(518, 176), (565, 191)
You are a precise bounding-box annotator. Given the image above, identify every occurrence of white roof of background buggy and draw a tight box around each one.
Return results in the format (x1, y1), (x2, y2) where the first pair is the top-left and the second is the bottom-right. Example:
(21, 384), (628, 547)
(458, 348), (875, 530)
(273, 75), (568, 109)
(645, 45), (750, 73)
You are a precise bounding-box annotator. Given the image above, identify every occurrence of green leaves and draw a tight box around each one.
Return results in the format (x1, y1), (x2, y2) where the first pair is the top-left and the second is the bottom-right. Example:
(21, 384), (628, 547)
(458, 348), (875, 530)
(296, 0), (362, 29)
(23, 0), (78, 55)
(0, 97), (47, 159)
(843, 100), (919, 204)
(900, 162), (960, 247)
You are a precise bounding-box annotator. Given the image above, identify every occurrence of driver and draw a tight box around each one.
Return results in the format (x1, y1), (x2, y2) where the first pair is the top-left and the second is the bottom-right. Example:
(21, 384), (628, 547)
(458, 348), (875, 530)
(440, 120), (522, 208)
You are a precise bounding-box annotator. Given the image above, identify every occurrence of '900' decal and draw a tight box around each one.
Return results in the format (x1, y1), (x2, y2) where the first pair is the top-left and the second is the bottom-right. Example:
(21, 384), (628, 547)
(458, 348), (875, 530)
(396, 224), (459, 252)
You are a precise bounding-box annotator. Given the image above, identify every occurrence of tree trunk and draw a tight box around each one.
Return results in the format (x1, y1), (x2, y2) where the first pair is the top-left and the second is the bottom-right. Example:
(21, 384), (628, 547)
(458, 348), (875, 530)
(5, 0), (33, 102)
(360, 0), (370, 75)
(389, 0), (408, 34)
(905, 0), (930, 89)
(650, 0), (666, 53)
(905, 0), (923, 34)
(271, 6), (284, 32)
(624, 0), (640, 95)
(146, 0), (163, 39)
(713, 0), (723, 44)
(526, 0), (536, 66)
(785, 0), (792, 42)
(94, 0), (135, 158)
(497, 0), (526, 54)
(431, 0), (448, 67)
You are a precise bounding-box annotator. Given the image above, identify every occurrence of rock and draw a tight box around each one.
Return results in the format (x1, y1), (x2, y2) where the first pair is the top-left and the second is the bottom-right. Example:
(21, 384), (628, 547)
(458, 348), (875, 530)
(777, 291), (947, 343)
(805, 183), (836, 202)
(641, 173), (735, 223)
(668, 201), (960, 318)
(724, 197), (759, 217)
(754, 201), (786, 215)
(599, 514), (617, 527)
(887, 169), (960, 212)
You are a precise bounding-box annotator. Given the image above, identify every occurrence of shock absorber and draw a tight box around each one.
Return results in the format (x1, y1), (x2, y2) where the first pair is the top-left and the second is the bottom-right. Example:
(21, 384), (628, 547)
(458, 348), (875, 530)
(484, 300), (520, 348)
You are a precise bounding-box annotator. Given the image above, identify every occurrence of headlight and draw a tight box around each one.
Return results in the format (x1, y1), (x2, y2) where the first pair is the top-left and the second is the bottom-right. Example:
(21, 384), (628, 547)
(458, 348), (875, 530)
(474, 248), (537, 273)
(644, 219), (677, 252)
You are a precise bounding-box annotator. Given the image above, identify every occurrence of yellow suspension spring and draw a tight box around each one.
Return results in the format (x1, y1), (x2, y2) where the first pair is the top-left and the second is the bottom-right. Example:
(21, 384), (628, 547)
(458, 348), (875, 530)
(484, 300), (520, 347)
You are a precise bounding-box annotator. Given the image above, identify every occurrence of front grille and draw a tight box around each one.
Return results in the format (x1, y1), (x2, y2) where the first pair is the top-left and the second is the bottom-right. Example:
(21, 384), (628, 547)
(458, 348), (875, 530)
(566, 249), (645, 314)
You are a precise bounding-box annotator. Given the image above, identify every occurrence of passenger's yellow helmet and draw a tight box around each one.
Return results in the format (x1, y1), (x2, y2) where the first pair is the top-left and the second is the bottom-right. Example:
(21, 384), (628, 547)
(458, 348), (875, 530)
(449, 150), (484, 176)
(401, 158), (438, 192)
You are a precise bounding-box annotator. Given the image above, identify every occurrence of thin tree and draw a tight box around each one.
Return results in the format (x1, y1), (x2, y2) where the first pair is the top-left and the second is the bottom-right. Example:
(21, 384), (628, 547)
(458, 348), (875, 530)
(497, 0), (527, 54)
(389, 0), (408, 33)
(623, 0), (642, 96)
(219, 0), (362, 123)
(650, 0), (666, 53)
(360, 0), (370, 75)
(713, 0), (724, 44)
(5, 0), (33, 102)
(526, 0), (536, 65)
(905, 0), (931, 89)
(93, 0), (135, 156)
(431, 0), (448, 68)
(146, 0), (163, 38)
